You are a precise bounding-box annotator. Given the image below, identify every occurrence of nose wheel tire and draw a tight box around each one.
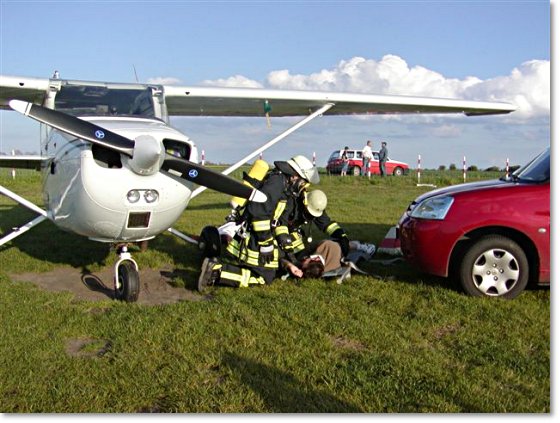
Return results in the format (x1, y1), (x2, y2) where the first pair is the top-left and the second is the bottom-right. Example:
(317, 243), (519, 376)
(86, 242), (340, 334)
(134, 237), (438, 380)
(199, 225), (221, 258)
(115, 261), (140, 302)
(457, 235), (528, 299)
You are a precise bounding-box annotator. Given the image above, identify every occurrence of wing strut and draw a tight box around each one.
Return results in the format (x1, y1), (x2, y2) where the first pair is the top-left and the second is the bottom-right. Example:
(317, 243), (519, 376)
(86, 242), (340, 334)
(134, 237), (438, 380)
(0, 185), (49, 247)
(190, 103), (335, 199)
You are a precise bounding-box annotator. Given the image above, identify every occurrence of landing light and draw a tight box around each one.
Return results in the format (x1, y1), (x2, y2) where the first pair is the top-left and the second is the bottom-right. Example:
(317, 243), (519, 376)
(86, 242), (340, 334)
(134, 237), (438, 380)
(144, 190), (159, 203)
(127, 190), (140, 203)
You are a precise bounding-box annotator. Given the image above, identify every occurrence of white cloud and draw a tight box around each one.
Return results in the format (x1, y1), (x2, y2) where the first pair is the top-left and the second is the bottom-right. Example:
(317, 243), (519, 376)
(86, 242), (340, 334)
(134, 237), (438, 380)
(263, 55), (474, 98)
(201, 75), (263, 88)
(463, 60), (550, 118)
(146, 77), (182, 85)
(200, 54), (550, 120)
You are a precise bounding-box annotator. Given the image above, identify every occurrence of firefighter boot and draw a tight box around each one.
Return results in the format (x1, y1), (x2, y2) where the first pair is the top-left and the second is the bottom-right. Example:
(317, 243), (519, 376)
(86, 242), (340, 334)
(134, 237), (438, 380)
(197, 257), (221, 292)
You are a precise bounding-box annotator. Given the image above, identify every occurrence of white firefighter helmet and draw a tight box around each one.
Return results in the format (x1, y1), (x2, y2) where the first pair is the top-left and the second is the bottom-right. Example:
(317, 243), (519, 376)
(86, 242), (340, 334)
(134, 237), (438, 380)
(287, 155), (320, 184)
(305, 189), (327, 217)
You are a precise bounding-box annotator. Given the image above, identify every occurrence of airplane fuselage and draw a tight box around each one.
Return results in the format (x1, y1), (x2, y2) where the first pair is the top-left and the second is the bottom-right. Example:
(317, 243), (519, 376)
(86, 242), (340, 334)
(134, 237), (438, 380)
(42, 117), (197, 242)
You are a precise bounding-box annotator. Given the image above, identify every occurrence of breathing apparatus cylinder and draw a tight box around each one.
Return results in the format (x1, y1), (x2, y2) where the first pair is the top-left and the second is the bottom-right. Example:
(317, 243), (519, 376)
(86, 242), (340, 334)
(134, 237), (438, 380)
(230, 159), (269, 209)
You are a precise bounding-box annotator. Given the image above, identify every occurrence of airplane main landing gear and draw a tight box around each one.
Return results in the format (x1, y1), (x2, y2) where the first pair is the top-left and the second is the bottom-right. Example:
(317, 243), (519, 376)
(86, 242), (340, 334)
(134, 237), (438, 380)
(113, 244), (140, 302)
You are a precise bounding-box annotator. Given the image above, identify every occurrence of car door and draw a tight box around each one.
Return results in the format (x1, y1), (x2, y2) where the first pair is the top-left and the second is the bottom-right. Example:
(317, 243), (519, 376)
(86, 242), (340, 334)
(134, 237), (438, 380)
(371, 152), (380, 174)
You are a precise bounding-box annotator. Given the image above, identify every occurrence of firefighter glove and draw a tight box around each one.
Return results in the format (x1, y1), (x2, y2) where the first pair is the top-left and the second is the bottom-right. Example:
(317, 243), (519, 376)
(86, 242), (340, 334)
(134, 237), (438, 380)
(277, 233), (293, 251)
(259, 244), (275, 266)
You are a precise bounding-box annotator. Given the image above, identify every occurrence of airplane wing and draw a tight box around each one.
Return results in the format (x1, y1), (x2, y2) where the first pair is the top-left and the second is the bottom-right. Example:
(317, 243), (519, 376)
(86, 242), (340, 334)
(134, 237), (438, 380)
(162, 85), (516, 117)
(0, 75), (50, 109)
(0, 74), (515, 116)
(0, 155), (45, 170)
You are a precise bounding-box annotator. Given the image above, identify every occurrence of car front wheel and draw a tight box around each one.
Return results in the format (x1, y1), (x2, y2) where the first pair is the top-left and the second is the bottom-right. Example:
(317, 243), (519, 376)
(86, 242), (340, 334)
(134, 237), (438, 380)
(457, 235), (529, 299)
(393, 166), (404, 176)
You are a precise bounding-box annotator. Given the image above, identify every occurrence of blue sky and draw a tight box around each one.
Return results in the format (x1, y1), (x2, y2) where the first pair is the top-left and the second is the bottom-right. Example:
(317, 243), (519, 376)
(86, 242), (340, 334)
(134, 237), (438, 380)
(0, 0), (551, 169)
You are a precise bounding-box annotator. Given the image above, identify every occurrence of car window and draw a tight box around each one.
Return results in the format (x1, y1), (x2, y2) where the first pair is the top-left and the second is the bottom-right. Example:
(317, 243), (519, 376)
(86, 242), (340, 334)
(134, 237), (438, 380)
(513, 147), (550, 182)
(348, 151), (356, 159)
(356, 151), (362, 159)
(328, 151), (341, 160)
(373, 152), (379, 160)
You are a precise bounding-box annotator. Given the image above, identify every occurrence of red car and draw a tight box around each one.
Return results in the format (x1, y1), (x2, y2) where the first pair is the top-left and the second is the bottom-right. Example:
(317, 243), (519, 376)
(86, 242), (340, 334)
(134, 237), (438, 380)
(326, 149), (409, 176)
(399, 147), (550, 299)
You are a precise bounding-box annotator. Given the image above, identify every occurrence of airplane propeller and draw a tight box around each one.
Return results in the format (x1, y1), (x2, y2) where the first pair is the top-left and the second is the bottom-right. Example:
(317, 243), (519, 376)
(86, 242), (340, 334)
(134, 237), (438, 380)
(9, 99), (135, 156)
(8, 100), (267, 203)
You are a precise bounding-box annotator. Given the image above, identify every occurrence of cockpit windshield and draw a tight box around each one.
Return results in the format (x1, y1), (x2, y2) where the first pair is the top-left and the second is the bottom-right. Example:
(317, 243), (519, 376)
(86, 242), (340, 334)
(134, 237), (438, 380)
(54, 84), (155, 118)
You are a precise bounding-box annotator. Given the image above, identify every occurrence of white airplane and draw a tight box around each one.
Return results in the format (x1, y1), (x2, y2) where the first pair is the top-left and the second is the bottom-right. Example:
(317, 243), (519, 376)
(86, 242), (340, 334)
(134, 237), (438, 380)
(0, 73), (515, 301)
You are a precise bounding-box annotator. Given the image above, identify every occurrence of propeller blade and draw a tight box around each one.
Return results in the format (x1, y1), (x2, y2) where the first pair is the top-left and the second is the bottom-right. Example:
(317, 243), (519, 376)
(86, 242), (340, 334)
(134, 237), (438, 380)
(8, 100), (135, 156)
(162, 156), (267, 202)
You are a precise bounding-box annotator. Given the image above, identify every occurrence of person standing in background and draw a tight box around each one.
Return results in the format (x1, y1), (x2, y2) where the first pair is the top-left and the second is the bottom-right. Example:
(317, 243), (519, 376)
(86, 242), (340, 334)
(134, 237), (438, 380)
(361, 140), (373, 178)
(379, 141), (388, 177)
(340, 146), (350, 176)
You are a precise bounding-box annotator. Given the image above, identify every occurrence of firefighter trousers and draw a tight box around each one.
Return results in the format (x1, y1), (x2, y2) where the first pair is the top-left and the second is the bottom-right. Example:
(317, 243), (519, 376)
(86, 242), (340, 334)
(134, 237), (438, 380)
(218, 262), (276, 288)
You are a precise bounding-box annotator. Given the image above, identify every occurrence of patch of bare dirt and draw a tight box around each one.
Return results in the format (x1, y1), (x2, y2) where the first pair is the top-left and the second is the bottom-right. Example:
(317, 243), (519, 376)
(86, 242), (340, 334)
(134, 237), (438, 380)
(65, 337), (112, 358)
(9, 266), (207, 305)
(329, 335), (367, 352)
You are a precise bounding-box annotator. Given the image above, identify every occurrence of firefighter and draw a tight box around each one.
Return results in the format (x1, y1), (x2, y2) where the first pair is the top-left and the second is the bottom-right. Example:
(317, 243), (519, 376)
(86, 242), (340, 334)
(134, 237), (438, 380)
(278, 189), (377, 279)
(278, 189), (350, 262)
(197, 155), (319, 291)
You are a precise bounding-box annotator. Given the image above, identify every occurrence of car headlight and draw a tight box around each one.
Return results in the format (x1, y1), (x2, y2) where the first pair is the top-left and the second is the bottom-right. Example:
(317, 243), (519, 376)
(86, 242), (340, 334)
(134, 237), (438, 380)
(409, 196), (454, 220)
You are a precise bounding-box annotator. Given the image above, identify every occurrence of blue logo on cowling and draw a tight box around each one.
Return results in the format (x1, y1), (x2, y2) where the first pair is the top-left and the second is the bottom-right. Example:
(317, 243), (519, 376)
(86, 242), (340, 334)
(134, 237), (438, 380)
(188, 169), (198, 178)
(95, 130), (105, 139)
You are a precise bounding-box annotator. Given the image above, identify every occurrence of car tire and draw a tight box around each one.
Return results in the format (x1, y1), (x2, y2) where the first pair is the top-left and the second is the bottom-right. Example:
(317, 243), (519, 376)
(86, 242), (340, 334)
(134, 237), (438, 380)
(393, 166), (404, 176)
(352, 166), (361, 176)
(457, 235), (529, 299)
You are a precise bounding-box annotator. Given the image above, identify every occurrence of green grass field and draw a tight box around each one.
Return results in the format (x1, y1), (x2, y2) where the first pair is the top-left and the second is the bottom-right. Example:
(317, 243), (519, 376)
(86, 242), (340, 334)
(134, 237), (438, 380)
(0, 168), (550, 413)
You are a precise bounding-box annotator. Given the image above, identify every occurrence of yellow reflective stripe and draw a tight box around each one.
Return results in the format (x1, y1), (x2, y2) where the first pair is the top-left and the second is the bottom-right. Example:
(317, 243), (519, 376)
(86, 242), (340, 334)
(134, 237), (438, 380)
(226, 242), (279, 268)
(257, 237), (274, 245)
(274, 225), (289, 236)
(221, 269), (246, 285)
(293, 245), (305, 254)
(289, 232), (305, 253)
(221, 268), (267, 288)
(252, 220), (271, 232)
(240, 268), (252, 288)
(246, 248), (261, 259)
(292, 239), (305, 253)
(291, 232), (303, 243)
(226, 239), (241, 257)
(248, 274), (266, 286)
(326, 222), (341, 235)
(247, 251), (279, 268)
(273, 200), (287, 221)
(237, 248), (269, 266)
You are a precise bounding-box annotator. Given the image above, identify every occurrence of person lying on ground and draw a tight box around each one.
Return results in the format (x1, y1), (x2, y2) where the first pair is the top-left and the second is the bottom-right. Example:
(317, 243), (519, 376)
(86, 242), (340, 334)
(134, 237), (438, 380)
(281, 239), (376, 279)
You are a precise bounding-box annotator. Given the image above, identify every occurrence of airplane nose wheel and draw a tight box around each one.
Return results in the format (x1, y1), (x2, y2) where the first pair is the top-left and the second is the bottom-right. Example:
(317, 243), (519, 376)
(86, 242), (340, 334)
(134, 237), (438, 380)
(113, 244), (140, 302)
(199, 225), (221, 258)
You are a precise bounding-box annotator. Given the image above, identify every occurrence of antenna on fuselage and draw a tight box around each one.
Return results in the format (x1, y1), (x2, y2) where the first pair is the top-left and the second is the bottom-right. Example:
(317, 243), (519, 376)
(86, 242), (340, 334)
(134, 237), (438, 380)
(132, 65), (139, 83)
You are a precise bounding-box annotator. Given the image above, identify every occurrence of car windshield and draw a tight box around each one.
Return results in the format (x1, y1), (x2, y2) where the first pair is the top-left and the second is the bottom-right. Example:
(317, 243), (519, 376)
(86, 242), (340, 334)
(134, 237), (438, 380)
(510, 147), (550, 183)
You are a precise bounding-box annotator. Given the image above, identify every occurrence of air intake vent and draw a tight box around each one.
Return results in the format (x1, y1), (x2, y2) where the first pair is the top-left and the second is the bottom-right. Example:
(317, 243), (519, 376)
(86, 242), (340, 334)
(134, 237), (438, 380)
(127, 212), (151, 228)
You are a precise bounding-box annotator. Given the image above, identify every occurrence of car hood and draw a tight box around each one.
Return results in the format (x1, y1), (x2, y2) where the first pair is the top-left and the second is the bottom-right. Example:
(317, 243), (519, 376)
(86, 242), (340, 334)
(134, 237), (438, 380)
(414, 179), (509, 202)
